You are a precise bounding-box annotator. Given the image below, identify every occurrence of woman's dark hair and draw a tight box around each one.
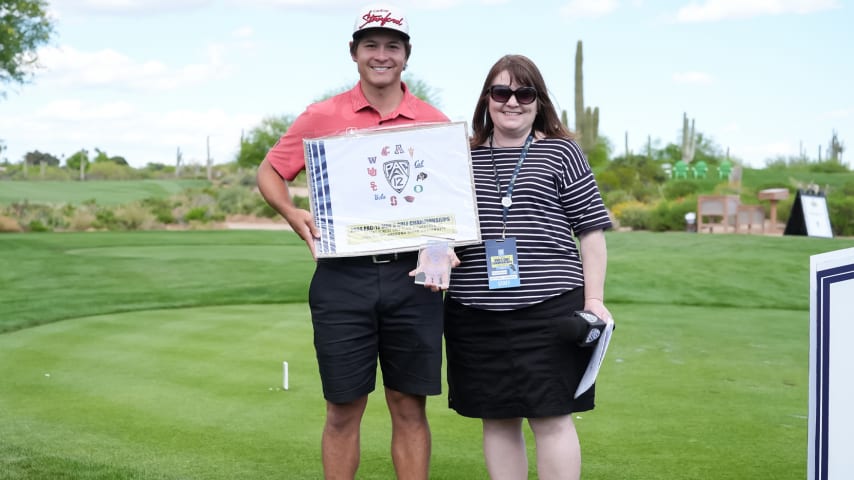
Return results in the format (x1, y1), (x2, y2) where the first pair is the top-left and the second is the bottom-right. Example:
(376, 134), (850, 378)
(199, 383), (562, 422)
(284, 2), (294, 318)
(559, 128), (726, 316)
(470, 54), (573, 148)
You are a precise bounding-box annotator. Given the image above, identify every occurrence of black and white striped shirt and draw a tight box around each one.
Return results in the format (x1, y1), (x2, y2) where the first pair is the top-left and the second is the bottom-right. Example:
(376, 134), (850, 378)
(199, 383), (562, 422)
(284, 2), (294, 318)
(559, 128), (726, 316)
(448, 137), (612, 311)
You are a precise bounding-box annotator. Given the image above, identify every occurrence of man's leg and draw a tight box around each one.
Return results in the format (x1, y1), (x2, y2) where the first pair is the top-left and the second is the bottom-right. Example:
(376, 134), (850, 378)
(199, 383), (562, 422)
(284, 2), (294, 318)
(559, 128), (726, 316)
(528, 415), (581, 480)
(385, 388), (430, 480)
(322, 395), (369, 480)
(482, 417), (528, 480)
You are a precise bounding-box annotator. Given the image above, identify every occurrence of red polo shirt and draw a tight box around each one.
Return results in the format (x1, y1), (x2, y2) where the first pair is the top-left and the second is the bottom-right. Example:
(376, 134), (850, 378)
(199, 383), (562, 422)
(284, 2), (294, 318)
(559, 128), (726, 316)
(265, 81), (449, 181)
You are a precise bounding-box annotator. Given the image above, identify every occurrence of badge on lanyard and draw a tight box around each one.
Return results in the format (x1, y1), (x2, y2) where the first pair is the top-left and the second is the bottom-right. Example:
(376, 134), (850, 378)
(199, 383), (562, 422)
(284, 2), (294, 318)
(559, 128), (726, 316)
(485, 238), (520, 289)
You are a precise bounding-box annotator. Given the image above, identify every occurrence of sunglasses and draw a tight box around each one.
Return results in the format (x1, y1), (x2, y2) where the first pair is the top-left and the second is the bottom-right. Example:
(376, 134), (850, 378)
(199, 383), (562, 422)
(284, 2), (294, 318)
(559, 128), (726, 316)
(488, 85), (538, 105)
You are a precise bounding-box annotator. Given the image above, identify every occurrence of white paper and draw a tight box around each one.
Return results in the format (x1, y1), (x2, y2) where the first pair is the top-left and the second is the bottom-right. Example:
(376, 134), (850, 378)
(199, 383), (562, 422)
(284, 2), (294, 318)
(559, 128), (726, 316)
(574, 318), (615, 399)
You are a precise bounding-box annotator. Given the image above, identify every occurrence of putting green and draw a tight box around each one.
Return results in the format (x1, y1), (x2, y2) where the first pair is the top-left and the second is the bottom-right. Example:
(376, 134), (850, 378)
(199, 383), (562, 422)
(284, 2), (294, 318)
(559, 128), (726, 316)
(0, 301), (810, 479)
(0, 304), (335, 479)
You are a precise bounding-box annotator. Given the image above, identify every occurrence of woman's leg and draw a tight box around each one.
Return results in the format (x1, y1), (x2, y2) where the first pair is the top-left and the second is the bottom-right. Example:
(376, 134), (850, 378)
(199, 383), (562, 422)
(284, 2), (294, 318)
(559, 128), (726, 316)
(482, 417), (528, 480)
(528, 415), (581, 480)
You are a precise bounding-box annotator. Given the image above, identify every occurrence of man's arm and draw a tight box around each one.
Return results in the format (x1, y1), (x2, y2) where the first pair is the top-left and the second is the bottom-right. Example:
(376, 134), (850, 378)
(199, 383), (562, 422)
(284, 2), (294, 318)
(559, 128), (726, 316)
(256, 158), (319, 259)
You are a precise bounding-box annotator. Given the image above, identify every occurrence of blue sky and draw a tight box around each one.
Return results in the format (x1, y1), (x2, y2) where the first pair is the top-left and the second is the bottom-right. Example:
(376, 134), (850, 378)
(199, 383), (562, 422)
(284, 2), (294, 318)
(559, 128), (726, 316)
(1, 0), (851, 169)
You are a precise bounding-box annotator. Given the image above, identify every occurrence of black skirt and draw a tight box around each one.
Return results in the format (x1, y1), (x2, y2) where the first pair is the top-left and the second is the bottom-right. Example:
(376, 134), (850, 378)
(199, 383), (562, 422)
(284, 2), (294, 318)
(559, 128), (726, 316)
(444, 288), (595, 419)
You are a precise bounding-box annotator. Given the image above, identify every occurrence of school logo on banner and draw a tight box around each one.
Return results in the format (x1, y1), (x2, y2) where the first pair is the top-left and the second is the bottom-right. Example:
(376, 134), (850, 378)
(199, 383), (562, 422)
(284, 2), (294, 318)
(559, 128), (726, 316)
(383, 159), (410, 193)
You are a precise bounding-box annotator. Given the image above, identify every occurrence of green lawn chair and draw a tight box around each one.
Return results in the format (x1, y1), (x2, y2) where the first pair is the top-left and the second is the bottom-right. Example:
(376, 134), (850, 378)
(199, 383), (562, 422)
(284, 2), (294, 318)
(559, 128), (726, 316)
(672, 160), (689, 179)
(692, 160), (708, 179)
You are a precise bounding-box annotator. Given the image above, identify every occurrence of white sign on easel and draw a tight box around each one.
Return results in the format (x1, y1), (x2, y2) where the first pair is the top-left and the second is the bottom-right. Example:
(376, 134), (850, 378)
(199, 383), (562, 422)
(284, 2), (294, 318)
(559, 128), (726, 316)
(785, 190), (833, 238)
(802, 194), (833, 238)
(809, 247), (854, 480)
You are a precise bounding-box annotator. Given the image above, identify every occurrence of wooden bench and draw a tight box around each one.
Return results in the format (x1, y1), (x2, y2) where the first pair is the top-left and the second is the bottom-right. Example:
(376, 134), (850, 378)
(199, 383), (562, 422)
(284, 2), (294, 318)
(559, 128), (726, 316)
(735, 205), (765, 234)
(697, 195), (740, 233)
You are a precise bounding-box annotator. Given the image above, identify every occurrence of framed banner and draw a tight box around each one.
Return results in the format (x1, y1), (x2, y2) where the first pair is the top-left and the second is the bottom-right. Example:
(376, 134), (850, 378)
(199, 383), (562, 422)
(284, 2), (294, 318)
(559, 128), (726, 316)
(303, 121), (481, 258)
(809, 247), (854, 480)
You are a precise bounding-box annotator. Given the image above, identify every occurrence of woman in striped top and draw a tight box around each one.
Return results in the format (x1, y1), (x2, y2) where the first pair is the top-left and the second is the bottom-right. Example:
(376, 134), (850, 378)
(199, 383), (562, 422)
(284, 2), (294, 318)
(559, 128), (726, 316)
(444, 54), (613, 480)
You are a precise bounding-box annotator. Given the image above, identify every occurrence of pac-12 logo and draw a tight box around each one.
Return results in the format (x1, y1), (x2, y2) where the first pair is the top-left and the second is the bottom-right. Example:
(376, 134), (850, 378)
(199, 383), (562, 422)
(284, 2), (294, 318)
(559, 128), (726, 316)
(383, 159), (410, 193)
(367, 143), (426, 203)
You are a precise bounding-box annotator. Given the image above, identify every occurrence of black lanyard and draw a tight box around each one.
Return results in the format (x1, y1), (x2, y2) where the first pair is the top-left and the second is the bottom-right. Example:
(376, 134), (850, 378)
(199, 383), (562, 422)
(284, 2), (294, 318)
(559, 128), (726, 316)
(489, 133), (534, 239)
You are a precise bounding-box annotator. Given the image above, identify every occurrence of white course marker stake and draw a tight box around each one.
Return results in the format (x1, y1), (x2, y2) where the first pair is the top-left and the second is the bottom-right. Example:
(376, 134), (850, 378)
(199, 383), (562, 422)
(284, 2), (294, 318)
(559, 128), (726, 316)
(283, 361), (289, 390)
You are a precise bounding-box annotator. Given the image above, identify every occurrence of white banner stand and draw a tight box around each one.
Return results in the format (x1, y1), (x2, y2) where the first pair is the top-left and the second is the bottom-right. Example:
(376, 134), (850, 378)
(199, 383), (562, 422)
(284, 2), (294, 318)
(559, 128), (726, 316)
(809, 247), (854, 480)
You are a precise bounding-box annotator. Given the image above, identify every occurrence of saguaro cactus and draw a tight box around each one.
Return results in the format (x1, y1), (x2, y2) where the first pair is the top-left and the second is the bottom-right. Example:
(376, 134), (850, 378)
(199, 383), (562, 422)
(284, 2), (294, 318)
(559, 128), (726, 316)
(176, 147), (183, 177)
(574, 40), (599, 153)
(681, 112), (696, 163)
(829, 130), (845, 162)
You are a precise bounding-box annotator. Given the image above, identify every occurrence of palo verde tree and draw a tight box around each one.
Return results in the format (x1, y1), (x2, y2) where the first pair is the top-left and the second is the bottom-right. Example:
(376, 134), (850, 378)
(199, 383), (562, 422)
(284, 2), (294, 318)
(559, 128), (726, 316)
(236, 115), (294, 169)
(23, 149), (59, 165)
(0, 0), (54, 96)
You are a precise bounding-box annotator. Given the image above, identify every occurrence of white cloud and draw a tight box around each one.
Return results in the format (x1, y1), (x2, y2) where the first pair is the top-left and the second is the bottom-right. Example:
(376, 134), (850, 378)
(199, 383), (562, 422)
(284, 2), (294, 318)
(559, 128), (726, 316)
(672, 71), (714, 85)
(35, 100), (137, 121)
(721, 122), (740, 133)
(36, 45), (229, 91)
(675, 0), (841, 23)
(232, 27), (255, 39)
(560, 0), (620, 18)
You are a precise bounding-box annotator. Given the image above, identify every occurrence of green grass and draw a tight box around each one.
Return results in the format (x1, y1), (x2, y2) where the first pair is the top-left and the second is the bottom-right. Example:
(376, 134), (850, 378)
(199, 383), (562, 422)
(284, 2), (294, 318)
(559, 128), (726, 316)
(1, 230), (853, 479)
(0, 230), (313, 333)
(0, 180), (210, 206)
(742, 167), (854, 192)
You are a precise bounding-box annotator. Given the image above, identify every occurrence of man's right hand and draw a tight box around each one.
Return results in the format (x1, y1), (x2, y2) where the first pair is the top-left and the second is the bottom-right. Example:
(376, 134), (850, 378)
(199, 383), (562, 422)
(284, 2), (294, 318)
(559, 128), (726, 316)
(283, 207), (319, 260)
(256, 158), (320, 260)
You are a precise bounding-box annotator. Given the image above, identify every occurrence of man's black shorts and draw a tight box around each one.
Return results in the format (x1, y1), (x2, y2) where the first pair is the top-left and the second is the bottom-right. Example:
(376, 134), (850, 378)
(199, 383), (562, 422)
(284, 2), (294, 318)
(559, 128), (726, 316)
(309, 252), (444, 404)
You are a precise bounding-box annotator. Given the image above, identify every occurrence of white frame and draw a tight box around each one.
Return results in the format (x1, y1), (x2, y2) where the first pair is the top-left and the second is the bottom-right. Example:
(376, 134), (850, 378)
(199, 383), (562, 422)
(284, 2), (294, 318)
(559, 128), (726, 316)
(303, 121), (481, 258)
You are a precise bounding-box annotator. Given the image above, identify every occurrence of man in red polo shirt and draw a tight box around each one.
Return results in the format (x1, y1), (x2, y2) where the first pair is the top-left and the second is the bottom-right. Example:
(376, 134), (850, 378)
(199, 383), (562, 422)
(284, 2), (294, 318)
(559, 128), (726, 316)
(256, 4), (448, 479)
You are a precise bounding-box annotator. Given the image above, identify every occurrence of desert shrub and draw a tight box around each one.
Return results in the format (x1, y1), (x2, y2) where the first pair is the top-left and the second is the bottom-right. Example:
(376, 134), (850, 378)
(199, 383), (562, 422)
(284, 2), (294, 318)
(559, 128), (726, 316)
(601, 189), (635, 209)
(0, 215), (22, 232)
(94, 208), (120, 230)
(28, 220), (50, 232)
(216, 170), (257, 188)
(67, 208), (97, 231)
(662, 180), (701, 200)
(115, 204), (159, 230)
(85, 162), (146, 180)
(184, 207), (210, 222)
(253, 199), (280, 218)
(829, 194), (854, 236)
(170, 190), (220, 224)
(610, 200), (651, 231)
(215, 186), (257, 215)
(141, 197), (176, 224)
(648, 197), (698, 232)
(20, 166), (74, 181)
(11, 203), (69, 232)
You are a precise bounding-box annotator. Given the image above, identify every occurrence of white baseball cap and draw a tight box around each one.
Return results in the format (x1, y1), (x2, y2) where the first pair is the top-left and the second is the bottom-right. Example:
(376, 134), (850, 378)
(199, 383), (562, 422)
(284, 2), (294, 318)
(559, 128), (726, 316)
(353, 4), (409, 40)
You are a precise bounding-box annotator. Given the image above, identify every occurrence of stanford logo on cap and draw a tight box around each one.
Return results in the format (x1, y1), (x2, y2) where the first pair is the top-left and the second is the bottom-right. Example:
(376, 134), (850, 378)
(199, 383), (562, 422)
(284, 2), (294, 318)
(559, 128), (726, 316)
(353, 5), (409, 38)
(359, 9), (404, 30)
